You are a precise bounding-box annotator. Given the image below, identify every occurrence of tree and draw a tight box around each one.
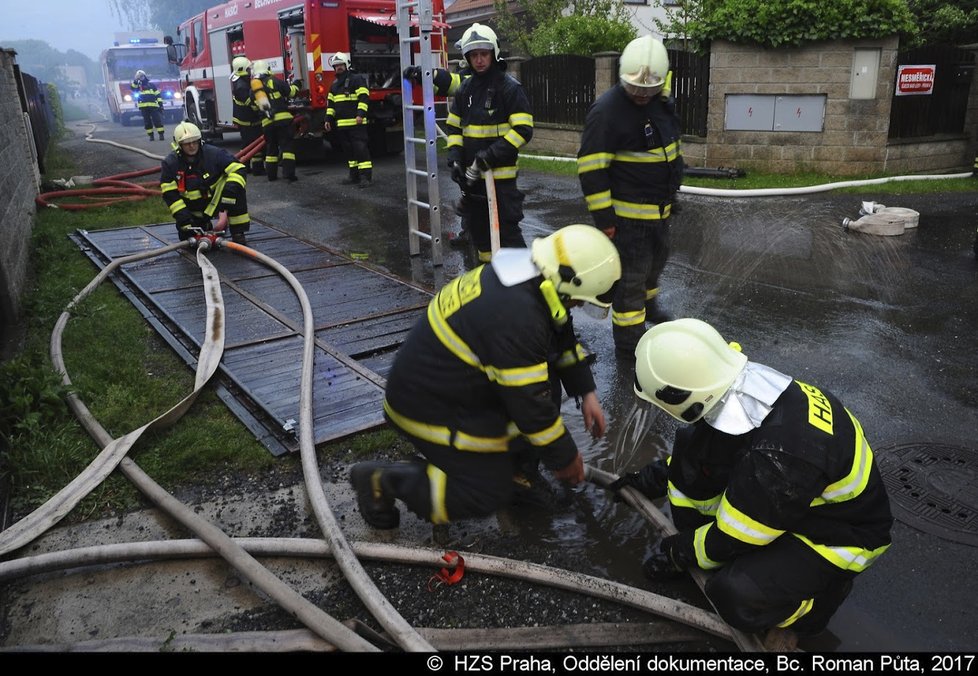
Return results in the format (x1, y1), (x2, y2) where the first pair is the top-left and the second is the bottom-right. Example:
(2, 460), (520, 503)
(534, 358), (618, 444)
(109, 0), (213, 36)
(492, 0), (636, 56)
(4, 40), (98, 93)
(906, 0), (978, 46)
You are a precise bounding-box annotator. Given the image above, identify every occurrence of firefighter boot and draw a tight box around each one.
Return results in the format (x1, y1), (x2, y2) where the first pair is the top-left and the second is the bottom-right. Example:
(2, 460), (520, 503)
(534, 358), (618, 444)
(357, 169), (372, 189)
(158, 131), (165, 141)
(342, 167), (360, 185)
(350, 462), (401, 529)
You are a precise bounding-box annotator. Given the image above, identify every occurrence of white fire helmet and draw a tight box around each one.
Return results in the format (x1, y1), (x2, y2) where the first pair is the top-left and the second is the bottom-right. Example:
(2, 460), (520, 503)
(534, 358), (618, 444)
(530, 224), (621, 308)
(619, 35), (669, 96)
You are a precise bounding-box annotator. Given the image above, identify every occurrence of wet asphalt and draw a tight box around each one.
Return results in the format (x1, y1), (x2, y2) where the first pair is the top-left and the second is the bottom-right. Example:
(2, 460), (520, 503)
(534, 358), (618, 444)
(58, 119), (978, 651)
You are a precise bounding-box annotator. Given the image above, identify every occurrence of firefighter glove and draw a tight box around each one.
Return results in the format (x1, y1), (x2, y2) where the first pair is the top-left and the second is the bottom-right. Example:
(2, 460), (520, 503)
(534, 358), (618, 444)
(448, 160), (466, 187)
(403, 66), (422, 83)
(642, 535), (686, 582)
(608, 458), (669, 502)
(293, 80), (303, 91)
(474, 149), (492, 171)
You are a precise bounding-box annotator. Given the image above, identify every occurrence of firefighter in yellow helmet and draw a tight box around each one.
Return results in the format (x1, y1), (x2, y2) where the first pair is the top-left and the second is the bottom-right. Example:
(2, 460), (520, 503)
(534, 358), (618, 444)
(251, 59), (301, 182)
(230, 56), (265, 176)
(577, 35), (684, 360)
(160, 122), (251, 244)
(324, 52), (373, 187)
(611, 318), (893, 647)
(350, 225), (620, 530)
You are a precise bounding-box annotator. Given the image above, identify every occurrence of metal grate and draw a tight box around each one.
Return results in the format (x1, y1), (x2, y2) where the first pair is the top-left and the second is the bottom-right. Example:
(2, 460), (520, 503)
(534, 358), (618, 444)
(877, 442), (978, 547)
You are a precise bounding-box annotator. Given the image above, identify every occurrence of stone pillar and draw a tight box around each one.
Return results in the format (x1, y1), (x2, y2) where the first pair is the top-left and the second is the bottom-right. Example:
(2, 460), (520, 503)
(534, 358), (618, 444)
(593, 51), (620, 99)
(506, 55), (527, 82)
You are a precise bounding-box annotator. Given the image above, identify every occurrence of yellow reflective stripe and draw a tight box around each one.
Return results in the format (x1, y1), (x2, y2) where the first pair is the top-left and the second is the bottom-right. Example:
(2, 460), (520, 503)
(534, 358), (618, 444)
(509, 112), (532, 127)
(794, 533), (890, 572)
(716, 493), (785, 546)
(331, 93), (358, 102)
(357, 160), (372, 169)
(428, 464), (450, 524)
(446, 135), (463, 148)
(326, 107), (335, 116)
(668, 483), (721, 516)
(384, 399), (452, 445)
(384, 400), (510, 453)
(182, 190), (205, 200)
(503, 129), (527, 148)
(168, 200), (187, 215)
(272, 112), (292, 123)
(578, 152), (614, 173)
(693, 523), (723, 570)
(226, 173), (246, 188)
(812, 409), (872, 507)
(777, 599), (815, 628)
(645, 287), (660, 301)
(281, 152), (296, 162)
(453, 430), (510, 452)
(337, 118), (359, 127)
(463, 123), (511, 139)
(585, 190), (612, 210)
(612, 309), (645, 327)
(357, 103), (369, 113)
(160, 181), (179, 192)
(477, 249), (492, 262)
(427, 301), (481, 368)
(491, 165), (518, 179)
(485, 362), (548, 387)
(523, 417), (566, 447)
(612, 200), (670, 220)
(555, 344), (586, 369)
(446, 112), (461, 127)
(228, 213), (250, 225)
(355, 86), (369, 97)
(265, 156), (279, 164)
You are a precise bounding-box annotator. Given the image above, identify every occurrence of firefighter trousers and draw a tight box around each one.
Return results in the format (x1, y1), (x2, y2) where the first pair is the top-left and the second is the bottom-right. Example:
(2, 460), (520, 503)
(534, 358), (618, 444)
(240, 124), (265, 174)
(610, 216), (671, 353)
(140, 107), (164, 138)
(457, 180), (526, 262)
(262, 120), (295, 181)
(386, 436), (516, 525)
(703, 532), (856, 635)
(334, 125), (372, 177)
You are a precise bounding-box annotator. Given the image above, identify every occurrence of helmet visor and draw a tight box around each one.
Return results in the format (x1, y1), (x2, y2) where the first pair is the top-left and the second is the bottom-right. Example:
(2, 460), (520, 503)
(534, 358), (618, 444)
(621, 79), (663, 99)
(633, 373), (704, 422)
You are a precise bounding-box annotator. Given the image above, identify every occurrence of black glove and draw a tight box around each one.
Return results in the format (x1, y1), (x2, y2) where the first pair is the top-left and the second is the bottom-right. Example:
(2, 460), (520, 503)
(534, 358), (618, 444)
(474, 149), (492, 172)
(642, 535), (686, 582)
(402, 66), (422, 83)
(608, 458), (669, 501)
(293, 79), (303, 91)
(448, 160), (466, 186)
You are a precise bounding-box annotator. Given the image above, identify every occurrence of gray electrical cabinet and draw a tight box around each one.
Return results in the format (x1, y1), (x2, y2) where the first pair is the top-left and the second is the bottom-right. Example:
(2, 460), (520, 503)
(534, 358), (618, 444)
(725, 94), (826, 132)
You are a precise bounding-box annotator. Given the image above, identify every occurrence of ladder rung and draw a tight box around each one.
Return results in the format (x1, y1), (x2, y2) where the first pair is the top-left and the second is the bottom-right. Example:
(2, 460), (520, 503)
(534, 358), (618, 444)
(401, 36), (422, 44)
(409, 198), (432, 209)
(407, 168), (428, 177)
(410, 229), (433, 241)
(405, 136), (428, 145)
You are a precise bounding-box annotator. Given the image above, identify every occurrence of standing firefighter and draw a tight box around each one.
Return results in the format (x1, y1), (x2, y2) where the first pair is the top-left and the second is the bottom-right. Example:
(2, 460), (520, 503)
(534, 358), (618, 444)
(443, 23), (534, 262)
(230, 56), (265, 176)
(577, 36), (684, 360)
(613, 318), (893, 649)
(160, 122), (251, 245)
(324, 52), (373, 187)
(251, 60), (300, 183)
(131, 70), (164, 141)
(349, 225), (621, 531)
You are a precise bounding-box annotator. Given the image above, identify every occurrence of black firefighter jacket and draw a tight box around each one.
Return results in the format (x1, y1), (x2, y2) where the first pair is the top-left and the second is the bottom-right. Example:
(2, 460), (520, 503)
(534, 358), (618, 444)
(383, 263), (594, 471)
(577, 84), (684, 231)
(326, 71), (370, 128)
(160, 144), (246, 226)
(444, 64), (533, 194)
(666, 379), (893, 574)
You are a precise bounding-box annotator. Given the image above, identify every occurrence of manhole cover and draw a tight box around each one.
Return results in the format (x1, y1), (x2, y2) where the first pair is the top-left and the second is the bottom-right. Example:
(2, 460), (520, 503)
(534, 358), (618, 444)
(877, 442), (978, 547)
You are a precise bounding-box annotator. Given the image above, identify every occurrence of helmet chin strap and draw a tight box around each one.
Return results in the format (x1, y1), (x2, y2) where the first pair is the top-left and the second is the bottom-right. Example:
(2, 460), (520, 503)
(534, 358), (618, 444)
(704, 362), (793, 435)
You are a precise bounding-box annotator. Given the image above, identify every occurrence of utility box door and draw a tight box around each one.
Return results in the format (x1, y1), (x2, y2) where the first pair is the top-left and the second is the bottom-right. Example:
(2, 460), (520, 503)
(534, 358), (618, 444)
(725, 95), (776, 131)
(850, 49), (881, 99)
(773, 95), (825, 132)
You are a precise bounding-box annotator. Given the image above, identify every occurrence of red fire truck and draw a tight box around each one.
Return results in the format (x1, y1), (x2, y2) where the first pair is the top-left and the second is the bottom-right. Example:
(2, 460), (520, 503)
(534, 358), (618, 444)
(175, 0), (448, 154)
(100, 32), (184, 126)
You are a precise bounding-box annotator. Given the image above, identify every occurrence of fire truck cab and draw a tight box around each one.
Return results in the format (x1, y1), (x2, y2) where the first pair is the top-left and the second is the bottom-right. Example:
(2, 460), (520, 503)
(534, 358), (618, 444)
(176, 0), (447, 155)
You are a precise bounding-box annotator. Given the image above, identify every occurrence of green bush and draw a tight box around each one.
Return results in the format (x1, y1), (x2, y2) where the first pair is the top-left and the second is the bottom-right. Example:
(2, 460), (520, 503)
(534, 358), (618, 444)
(530, 15), (636, 55)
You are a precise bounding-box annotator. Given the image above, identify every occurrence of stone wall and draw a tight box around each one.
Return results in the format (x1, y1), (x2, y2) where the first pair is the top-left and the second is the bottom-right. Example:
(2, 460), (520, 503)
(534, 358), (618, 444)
(0, 49), (39, 353)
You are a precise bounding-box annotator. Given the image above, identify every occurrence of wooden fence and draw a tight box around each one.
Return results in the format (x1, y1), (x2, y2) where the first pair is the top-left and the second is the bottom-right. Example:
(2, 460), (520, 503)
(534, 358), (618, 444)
(889, 45), (975, 139)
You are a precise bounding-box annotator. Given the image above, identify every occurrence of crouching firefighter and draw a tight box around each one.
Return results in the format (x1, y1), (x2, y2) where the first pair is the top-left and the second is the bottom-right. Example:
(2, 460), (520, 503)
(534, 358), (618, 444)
(612, 318), (893, 646)
(160, 122), (251, 244)
(350, 224), (621, 530)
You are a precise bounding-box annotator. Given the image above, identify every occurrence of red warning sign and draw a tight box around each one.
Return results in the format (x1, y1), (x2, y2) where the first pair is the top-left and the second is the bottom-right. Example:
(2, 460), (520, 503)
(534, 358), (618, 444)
(896, 65), (936, 96)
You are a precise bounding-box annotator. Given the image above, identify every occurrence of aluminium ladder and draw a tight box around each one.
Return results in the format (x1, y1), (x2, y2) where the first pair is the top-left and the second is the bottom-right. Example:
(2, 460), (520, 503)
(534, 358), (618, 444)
(397, 0), (444, 266)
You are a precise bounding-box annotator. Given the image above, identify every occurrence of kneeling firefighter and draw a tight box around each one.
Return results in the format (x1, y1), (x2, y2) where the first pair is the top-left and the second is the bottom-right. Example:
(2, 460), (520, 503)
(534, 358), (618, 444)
(349, 224), (621, 530)
(160, 121), (251, 244)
